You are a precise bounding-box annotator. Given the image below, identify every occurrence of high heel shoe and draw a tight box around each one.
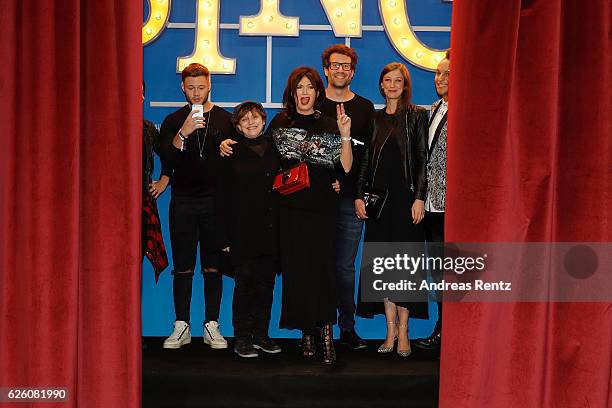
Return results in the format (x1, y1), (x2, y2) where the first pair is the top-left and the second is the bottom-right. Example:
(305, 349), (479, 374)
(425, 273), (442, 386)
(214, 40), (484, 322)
(378, 321), (398, 353)
(397, 323), (412, 357)
(320, 323), (336, 364)
(300, 333), (316, 357)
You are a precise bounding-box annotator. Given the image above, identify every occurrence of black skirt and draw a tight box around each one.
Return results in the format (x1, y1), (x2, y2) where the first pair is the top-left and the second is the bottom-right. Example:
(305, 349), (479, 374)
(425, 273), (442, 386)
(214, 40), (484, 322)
(279, 205), (337, 331)
(357, 139), (428, 319)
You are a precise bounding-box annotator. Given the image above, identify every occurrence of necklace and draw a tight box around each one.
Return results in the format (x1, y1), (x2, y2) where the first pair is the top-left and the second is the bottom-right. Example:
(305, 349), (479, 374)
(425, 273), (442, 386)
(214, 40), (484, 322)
(197, 110), (211, 158)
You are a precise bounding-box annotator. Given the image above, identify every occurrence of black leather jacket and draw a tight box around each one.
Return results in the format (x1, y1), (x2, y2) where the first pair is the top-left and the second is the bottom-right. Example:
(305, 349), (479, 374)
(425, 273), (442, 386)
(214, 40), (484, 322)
(355, 105), (428, 201)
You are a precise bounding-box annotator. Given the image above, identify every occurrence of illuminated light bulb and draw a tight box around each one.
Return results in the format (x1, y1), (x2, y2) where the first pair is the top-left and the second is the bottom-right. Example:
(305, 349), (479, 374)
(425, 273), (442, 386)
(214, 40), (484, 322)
(157, 0), (165, 4)
(349, 22), (357, 29)
(349, 2), (356, 9)
(146, 28), (153, 35)
(336, 10), (343, 18)
(177, 0), (236, 78)
(379, 0), (445, 71)
(154, 13), (162, 21)
(239, 1), (299, 37)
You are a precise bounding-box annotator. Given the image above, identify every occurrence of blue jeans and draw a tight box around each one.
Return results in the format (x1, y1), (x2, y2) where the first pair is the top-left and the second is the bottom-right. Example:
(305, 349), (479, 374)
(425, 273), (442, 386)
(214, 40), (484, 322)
(336, 197), (364, 331)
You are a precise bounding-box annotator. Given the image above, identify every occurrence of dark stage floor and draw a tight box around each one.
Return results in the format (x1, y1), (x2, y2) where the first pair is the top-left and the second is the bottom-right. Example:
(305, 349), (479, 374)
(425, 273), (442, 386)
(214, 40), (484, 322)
(143, 337), (440, 408)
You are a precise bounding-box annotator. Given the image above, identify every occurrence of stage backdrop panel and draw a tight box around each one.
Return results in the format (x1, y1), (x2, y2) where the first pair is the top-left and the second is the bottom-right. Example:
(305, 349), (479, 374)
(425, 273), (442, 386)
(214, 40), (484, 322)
(142, 0), (451, 338)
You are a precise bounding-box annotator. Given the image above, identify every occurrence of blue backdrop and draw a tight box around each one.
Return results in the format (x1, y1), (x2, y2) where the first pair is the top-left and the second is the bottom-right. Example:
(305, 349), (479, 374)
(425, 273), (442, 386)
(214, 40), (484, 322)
(143, 0), (451, 339)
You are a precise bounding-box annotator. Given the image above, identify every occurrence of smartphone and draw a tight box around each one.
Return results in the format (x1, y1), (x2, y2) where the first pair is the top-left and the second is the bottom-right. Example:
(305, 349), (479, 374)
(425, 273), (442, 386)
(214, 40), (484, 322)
(191, 104), (204, 118)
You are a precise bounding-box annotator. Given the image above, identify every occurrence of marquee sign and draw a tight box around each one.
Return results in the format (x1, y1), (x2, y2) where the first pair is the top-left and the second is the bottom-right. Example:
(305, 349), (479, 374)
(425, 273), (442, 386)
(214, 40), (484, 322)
(143, 0), (447, 73)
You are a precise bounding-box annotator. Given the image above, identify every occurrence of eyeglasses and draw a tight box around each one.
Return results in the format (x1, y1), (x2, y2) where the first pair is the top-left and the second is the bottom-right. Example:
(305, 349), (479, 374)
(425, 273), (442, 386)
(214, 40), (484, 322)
(328, 62), (353, 71)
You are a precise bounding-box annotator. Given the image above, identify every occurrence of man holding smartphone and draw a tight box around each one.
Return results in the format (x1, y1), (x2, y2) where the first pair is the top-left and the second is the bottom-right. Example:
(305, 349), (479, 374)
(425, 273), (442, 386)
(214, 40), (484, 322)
(159, 63), (237, 349)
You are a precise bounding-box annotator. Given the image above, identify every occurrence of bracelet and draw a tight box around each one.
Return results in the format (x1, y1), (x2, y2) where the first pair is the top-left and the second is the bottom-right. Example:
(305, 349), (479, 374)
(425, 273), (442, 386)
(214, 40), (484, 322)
(178, 130), (186, 141)
(341, 136), (351, 141)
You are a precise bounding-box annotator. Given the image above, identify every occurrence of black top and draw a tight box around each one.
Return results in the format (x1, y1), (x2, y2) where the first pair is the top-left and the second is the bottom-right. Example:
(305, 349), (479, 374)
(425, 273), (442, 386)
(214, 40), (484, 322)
(218, 136), (281, 265)
(268, 111), (343, 211)
(356, 105), (428, 201)
(320, 94), (375, 199)
(159, 105), (237, 198)
(373, 128), (410, 190)
(143, 120), (172, 194)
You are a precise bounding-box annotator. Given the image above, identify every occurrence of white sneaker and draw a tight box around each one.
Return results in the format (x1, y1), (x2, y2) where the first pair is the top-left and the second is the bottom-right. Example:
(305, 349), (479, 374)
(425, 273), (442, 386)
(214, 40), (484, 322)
(203, 321), (228, 349)
(163, 321), (191, 349)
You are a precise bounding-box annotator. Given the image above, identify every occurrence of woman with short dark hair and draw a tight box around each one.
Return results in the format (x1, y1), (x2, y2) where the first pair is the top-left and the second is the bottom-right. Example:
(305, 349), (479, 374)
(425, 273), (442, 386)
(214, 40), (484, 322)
(219, 101), (282, 358)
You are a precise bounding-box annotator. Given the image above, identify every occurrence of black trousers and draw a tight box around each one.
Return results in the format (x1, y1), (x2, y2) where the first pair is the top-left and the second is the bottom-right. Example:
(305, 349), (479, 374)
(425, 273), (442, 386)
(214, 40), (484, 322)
(425, 211), (445, 326)
(169, 196), (222, 324)
(232, 256), (277, 338)
(425, 211), (445, 244)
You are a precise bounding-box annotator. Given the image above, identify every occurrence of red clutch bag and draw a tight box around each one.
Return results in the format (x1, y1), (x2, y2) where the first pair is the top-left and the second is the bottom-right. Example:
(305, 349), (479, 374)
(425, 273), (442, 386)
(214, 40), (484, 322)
(273, 162), (310, 195)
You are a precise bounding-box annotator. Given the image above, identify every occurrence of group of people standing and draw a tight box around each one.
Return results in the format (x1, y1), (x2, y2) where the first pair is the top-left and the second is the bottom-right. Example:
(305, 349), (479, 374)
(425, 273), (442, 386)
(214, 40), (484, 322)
(142, 44), (450, 364)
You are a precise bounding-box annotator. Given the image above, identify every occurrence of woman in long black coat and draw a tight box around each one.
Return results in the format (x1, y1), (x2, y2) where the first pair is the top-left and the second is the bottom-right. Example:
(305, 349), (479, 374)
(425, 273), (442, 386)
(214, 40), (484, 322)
(218, 102), (283, 358)
(269, 67), (352, 364)
(355, 62), (429, 357)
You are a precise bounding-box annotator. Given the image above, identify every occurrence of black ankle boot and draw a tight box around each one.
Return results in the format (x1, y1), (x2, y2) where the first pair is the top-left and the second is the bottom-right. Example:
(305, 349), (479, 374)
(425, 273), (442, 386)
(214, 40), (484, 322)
(320, 323), (336, 364)
(300, 333), (316, 357)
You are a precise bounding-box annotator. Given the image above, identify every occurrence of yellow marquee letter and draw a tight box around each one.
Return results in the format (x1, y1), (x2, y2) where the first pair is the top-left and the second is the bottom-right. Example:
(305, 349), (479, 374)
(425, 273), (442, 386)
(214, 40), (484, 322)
(143, 0), (171, 45)
(177, 0), (235, 74)
(379, 0), (446, 71)
(319, 0), (362, 37)
(240, 0), (299, 36)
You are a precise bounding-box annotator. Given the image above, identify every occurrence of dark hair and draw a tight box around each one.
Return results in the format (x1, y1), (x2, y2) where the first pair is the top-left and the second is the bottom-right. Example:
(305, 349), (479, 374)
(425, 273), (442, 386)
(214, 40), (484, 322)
(379, 62), (412, 111)
(142, 80), (146, 96)
(445, 48), (450, 60)
(181, 63), (210, 82)
(321, 44), (358, 69)
(231, 101), (267, 132)
(282, 67), (326, 117)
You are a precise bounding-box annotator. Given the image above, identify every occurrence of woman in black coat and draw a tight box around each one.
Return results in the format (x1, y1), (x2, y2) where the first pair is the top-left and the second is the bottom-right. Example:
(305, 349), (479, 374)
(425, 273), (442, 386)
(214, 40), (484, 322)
(219, 101), (283, 358)
(355, 62), (429, 357)
(269, 67), (352, 364)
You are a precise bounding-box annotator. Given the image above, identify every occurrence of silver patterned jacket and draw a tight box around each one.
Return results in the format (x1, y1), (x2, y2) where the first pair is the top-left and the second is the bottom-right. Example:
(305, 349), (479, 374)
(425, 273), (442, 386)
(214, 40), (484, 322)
(426, 99), (448, 212)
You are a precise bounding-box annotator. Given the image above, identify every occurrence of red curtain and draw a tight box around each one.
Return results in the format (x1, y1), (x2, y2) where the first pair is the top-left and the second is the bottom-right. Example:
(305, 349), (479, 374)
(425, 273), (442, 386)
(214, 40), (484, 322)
(441, 1), (611, 407)
(0, 1), (141, 407)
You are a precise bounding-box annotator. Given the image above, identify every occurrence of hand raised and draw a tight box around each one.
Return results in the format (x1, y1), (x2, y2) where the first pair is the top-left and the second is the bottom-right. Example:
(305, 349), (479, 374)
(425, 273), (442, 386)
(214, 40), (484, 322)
(180, 110), (206, 137)
(336, 103), (351, 138)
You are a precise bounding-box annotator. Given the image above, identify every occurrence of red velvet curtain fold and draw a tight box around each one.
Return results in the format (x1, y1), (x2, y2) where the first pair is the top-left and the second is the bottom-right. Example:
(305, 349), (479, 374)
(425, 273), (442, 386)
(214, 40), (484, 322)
(0, 1), (141, 406)
(441, 0), (611, 407)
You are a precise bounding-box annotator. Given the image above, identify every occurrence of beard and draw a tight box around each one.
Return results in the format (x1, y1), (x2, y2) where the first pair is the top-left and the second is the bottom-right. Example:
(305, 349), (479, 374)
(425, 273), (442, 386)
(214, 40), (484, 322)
(331, 76), (352, 89)
(183, 90), (209, 106)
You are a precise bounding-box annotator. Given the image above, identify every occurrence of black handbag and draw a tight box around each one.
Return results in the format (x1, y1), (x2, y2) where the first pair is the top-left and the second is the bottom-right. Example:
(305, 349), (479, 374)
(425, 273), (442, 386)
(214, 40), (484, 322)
(363, 187), (389, 220)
